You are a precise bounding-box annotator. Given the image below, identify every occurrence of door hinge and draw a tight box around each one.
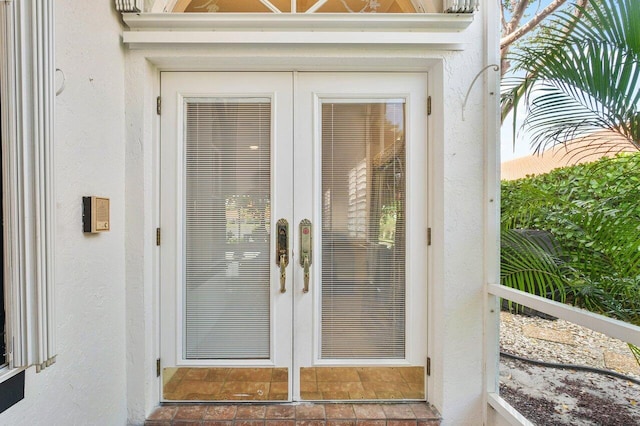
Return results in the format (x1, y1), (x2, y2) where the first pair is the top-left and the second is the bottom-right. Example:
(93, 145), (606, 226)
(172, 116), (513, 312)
(427, 96), (432, 116)
(156, 358), (161, 377)
(426, 357), (431, 376)
(156, 96), (161, 115)
(427, 228), (432, 246)
(156, 228), (161, 246)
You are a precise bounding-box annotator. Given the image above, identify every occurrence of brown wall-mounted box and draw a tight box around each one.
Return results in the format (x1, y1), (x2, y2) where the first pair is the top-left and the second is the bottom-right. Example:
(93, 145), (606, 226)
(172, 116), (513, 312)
(83, 196), (110, 233)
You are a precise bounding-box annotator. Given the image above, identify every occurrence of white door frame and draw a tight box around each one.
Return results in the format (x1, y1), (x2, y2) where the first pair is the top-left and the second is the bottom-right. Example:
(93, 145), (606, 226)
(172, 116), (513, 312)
(153, 66), (443, 402)
(159, 72), (295, 373)
(293, 72), (429, 399)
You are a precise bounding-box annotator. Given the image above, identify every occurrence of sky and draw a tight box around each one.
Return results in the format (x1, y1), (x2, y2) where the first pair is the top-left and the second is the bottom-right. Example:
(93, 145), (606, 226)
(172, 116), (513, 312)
(501, 102), (534, 162)
(499, 0), (571, 162)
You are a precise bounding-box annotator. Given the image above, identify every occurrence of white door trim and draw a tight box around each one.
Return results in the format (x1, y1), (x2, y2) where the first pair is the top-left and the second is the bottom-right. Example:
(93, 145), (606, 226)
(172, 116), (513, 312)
(159, 71), (430, 402)
(293, 71), (429, 360)
(128, 54), (443, 414)
(293, 72), (429, 398)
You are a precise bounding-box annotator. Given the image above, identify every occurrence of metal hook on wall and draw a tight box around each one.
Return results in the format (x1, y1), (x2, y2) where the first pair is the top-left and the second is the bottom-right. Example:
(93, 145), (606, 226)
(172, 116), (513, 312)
(55, 68), (66, 96)
(461, 64), (499, 121)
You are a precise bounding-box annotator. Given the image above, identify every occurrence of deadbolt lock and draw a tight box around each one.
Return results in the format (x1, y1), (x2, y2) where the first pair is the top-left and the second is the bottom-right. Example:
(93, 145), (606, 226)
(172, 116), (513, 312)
(276, 219), (289, 293)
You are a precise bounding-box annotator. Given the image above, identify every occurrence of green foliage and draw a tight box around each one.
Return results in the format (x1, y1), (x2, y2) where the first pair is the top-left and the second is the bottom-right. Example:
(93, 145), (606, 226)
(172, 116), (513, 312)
(631, 344), (640, 366)
(502, 153), (640, 232)
(500, 0), (640, 365)
(501, 229), (568, 310)
(501, 153), (640, 330)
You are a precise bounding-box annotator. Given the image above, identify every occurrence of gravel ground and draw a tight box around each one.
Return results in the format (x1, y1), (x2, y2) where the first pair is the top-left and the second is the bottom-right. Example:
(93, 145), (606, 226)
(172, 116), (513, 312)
(499, 311), (640, 425)
(501, 312), (639, 379)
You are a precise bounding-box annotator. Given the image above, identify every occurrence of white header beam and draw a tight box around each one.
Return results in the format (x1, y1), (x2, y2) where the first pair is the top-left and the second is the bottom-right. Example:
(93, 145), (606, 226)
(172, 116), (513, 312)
(122, 12), (474, 32)
(123, 30), (467, 50)
(121, 12), (474, 49)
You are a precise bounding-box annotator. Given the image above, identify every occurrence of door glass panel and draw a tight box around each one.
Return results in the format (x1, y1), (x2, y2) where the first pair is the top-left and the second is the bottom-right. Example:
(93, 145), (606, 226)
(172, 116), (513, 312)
(321, 101), (406, 359)
(184, 98), (271, 359)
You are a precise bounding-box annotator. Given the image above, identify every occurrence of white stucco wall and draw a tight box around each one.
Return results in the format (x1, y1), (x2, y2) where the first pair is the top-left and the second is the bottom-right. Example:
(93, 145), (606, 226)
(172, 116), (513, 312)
(0, 1), (128, 424)
(429, 35), (488, 424)
(124, 52), (161, 425)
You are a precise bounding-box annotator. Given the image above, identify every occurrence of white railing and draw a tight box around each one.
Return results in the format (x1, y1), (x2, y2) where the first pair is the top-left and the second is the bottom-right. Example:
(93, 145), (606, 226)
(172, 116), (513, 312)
(487, 283), (640, 425)
(488, 284), (640, 346)
(487, 392), (535, 426)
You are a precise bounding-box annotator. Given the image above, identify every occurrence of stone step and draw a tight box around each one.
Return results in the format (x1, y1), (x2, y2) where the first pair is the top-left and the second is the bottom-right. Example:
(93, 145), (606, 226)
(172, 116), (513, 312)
(146, 402), (441, 426)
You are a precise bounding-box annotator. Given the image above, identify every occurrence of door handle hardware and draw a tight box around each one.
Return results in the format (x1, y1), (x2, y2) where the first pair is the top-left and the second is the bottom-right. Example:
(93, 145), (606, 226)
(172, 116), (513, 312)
(280, 254), (287, 293)
(276, 219), (289, 293)
(299, 219), (312, 293)
(303, 255), (310, 293)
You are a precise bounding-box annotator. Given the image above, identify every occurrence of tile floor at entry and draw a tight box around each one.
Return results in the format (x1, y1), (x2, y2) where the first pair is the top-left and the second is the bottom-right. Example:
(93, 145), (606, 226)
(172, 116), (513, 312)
(163, 368), (289, 401)
(301, 367), (424, 400)
(145, 402), (441, 425)
(163, 367), (425, 401)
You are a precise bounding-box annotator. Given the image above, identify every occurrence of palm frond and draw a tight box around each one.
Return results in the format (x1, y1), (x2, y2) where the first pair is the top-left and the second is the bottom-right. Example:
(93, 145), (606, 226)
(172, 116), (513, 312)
(557, 206), (640, 279)
(500, 229), (568, 301)
(630, 344), (640, 366)
(502, 0), (640, 155)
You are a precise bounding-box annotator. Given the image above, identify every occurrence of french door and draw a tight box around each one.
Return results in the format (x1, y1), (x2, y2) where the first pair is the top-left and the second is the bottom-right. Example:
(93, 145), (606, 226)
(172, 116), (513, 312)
(160, 71), (428, 402)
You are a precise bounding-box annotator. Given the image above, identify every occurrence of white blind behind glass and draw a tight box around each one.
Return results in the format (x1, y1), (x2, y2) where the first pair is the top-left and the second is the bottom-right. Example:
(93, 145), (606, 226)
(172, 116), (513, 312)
(184, 99), (271, 359)
(321, 102), (406, 359)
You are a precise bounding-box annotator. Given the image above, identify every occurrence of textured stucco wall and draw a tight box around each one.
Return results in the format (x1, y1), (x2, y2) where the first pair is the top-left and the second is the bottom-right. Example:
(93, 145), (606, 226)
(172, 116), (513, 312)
(0, 1), (128, 424)
(432, 30), (487, 423)
(440, 47), (487, 422)
(124, 53), (160, 425)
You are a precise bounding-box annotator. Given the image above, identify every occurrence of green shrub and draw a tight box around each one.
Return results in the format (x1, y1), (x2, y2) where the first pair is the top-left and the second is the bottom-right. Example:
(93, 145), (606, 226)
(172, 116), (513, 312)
(501, 152), (640, 324)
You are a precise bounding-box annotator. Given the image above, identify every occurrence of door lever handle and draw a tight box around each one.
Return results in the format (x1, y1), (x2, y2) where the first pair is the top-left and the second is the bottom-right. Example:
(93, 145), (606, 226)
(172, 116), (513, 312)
(303, 255), (310, 293)
(280, 254), (287, 293)
(299, 219), (312, 293)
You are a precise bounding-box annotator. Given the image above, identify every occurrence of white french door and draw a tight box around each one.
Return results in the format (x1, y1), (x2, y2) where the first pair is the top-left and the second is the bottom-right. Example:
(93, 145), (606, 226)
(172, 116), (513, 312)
(160, 71), (427, 402)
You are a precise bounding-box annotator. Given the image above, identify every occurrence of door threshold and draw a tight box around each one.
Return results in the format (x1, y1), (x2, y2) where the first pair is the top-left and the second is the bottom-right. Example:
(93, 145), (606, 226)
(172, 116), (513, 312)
(146, 402), (441, 425)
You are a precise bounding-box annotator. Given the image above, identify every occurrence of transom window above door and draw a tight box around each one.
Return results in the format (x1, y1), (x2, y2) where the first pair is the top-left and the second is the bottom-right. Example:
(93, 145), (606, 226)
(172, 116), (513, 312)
(170, 0), (427, 13)
(153, 0), (482, 13)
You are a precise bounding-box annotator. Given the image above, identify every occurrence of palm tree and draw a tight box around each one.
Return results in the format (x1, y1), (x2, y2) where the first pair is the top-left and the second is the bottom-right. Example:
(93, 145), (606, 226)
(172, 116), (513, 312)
(502, 0), (640, 155)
